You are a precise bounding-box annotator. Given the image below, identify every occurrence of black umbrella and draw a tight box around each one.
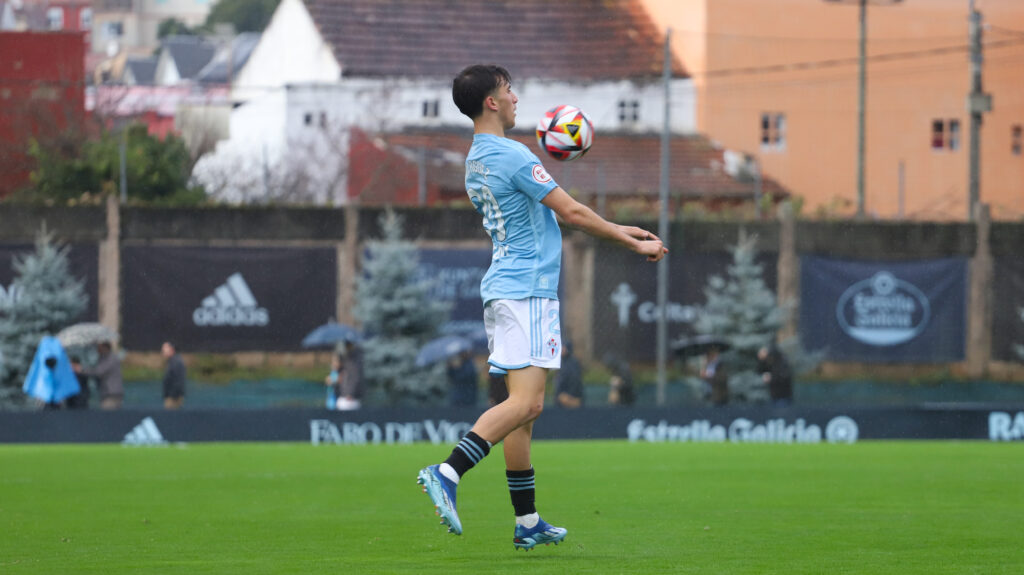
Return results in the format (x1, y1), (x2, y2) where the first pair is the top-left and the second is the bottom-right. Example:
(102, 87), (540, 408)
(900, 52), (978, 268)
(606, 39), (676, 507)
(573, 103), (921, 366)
(415, 335), (473, 368)
(301, 321), (361, 349)
(671, 335), (731, 359)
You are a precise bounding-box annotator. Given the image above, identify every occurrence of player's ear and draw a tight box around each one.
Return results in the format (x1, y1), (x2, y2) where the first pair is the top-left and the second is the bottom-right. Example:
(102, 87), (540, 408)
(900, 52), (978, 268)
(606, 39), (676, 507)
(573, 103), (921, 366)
(484, 94), (499, 112)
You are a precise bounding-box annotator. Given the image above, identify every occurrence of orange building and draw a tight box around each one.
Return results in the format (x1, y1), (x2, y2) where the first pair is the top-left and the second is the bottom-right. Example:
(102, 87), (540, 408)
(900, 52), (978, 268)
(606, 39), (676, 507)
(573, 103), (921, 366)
(642, 0), (1024, 220)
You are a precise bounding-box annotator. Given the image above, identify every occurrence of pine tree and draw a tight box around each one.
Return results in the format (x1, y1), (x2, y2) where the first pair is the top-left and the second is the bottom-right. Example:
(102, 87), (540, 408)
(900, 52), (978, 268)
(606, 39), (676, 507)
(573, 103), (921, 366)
(695, 231), (786, 354)
(0, 228), (88, 407)
(354, 210), (449, 405)
(694, 231), (787, 403)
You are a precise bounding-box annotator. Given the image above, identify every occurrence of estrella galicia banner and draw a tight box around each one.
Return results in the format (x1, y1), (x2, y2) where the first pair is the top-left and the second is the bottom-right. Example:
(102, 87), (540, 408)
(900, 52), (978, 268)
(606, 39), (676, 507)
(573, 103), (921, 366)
(592, 247), (777, 362)
(122, 246), (336, 352)
(799, 256), (966, 362)
(0, 243), (99, 321)
(992, 256), (1024, 361)
(415, 248), (490, 337)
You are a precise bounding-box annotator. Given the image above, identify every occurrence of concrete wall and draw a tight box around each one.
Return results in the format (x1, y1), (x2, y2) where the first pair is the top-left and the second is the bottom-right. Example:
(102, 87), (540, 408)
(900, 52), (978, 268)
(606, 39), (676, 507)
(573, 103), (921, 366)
(0, 201), (1018, 377)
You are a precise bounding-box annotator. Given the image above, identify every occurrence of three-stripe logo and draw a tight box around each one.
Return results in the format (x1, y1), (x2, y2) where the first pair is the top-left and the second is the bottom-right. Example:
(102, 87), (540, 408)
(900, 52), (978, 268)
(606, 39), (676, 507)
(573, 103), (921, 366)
(192, 273), (270, 327)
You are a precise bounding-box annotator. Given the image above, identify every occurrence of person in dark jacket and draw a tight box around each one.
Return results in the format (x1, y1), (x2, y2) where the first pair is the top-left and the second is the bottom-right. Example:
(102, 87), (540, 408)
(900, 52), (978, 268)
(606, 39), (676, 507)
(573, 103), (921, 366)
(447, 350), (479, 407)
(604, 355), (635, 406)
(702, 345), (729, 406)
(162, 341), (186, 410)
(554, 341), (583, 409)
(76, 341), (123, 410)
(336, 341), (364, 410)
(757, 344), (794, 406)
(65, 356), (91, 409)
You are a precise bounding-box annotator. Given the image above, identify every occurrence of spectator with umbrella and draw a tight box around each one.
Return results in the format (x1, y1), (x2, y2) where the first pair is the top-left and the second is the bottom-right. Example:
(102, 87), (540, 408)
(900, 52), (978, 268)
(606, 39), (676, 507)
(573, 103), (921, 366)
(57, 323), (123, 410)
(673, 335), (732, 406)
(74, 341), (123, 410)
(303, 320), (363, 410)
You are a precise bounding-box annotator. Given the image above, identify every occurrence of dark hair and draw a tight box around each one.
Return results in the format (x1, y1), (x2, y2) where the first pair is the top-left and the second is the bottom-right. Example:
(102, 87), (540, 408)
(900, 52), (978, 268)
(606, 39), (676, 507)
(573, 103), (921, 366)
(452, 64), (511, 119)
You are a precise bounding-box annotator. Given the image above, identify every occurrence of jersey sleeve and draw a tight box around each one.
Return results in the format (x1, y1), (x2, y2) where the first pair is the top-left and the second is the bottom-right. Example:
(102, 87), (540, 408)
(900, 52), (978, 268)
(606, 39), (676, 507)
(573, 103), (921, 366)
(510, 153), (559, 202)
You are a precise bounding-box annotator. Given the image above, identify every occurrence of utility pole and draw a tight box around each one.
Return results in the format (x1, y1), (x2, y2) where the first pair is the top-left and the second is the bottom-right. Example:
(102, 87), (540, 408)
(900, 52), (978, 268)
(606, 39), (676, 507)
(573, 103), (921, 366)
(967, 0), (991, 220)
(855, 0), (867, 219)
(823, 0), (903, 218)
(655, 28), (671, 406)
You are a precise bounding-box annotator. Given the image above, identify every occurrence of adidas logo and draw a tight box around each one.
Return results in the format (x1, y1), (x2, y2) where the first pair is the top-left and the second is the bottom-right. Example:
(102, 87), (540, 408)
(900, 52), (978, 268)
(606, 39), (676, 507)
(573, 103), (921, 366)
(192, 272), (269, 327)
(122, 417), (168, 447)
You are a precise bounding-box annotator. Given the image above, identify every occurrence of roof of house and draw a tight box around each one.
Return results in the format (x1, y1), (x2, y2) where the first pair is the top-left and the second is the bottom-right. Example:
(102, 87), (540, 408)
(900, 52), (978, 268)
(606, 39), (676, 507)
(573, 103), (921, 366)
(161, 36), (216, 80)
(301, 0), (686, 80)
(349, 127), (787, 204)
(196, 32), (260, 85)
(124, 56), (156, 85)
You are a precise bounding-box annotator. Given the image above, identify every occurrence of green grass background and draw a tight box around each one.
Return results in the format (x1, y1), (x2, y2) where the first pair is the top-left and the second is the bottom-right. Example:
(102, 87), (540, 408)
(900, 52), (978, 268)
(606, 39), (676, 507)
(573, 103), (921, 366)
(0, 441), (1021, 574)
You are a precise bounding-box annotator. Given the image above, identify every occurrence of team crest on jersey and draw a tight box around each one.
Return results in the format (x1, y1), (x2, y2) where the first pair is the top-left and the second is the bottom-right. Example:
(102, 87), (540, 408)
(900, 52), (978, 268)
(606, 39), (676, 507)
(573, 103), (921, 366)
(547, 337), (559, 357)
(532, 164), (552, 184)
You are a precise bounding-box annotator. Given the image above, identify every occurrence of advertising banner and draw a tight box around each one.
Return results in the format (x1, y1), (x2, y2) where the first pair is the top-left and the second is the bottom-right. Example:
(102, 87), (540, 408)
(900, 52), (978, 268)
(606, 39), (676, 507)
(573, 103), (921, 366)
(799, 257), (966, 362)
(2, 406), (1021, 444)
(992, 256), (1024, 361)
(0, 243), (99, 321)
(415, 248), (490, 337)
(591, 247), (776, 362)
(122, 246), (336, 352)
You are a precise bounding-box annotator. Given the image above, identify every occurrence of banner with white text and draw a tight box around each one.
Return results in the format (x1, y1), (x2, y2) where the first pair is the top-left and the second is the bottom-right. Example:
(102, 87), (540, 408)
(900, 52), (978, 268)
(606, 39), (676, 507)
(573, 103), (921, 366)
(799, 256), (967, 362)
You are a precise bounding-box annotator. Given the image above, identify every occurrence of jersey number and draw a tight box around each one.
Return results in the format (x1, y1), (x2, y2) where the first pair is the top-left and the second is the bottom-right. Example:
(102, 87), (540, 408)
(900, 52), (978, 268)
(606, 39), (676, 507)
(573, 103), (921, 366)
(468, 185), (507, 245)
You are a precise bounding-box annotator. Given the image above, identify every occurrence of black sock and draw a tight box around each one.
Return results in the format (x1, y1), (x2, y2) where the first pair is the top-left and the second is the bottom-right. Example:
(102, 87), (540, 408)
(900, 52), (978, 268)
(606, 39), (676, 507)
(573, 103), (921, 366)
(443, 431), (491, 478)
(506, 467), (536, 516)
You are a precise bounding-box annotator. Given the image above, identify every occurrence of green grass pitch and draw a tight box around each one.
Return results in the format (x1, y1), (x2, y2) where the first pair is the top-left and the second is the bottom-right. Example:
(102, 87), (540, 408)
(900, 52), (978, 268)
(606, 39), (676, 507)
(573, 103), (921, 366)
(1, 440), (1021, 574)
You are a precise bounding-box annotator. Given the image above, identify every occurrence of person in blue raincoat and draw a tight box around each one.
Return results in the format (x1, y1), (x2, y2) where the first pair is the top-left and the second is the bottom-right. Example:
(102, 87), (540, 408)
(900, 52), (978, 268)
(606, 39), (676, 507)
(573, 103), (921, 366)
(23, 336), (80, 409)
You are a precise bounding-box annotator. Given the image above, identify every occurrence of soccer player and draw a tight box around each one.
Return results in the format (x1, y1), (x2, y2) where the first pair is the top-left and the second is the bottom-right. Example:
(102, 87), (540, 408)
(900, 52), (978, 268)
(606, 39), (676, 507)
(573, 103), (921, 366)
(417, 64), (667, 550)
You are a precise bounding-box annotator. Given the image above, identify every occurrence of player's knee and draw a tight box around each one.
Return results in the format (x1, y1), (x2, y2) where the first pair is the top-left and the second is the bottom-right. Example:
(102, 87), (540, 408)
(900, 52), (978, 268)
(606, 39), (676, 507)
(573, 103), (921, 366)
(524, 399), (544, 422)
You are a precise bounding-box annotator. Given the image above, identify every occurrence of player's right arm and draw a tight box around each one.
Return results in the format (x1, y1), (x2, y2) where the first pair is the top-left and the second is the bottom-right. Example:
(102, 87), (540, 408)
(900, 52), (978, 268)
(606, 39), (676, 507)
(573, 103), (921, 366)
(540, 187), (667, 262)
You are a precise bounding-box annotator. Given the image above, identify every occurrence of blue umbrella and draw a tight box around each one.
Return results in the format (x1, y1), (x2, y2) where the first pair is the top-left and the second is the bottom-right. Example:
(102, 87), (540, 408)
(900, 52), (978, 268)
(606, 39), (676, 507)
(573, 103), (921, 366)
(416, 335), (474, 368)
(301, 322), (361, 348)
(23, 336), (80, 404)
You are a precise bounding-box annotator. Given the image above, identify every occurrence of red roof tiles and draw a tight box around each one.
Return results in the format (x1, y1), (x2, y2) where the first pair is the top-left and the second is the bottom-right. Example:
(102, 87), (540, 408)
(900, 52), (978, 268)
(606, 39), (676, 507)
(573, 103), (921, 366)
(348, 127), (788, 206)
(301, 0), (687, 80)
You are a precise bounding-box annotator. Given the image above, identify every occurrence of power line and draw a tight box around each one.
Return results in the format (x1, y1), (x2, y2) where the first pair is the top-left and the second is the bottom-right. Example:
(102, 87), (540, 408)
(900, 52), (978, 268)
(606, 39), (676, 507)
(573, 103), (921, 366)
(691, 37), (1024, 80)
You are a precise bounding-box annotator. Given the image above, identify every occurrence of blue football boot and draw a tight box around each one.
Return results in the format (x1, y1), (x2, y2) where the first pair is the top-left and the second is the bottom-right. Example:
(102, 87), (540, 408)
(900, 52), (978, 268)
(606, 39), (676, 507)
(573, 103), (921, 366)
(512, 518), (567, 550)
(417, 464), (462, 535)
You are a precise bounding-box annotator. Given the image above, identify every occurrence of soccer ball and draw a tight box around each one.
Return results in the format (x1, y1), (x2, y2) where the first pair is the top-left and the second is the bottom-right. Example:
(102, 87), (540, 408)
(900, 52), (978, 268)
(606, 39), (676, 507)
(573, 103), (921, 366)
(536, 105), (594, 161)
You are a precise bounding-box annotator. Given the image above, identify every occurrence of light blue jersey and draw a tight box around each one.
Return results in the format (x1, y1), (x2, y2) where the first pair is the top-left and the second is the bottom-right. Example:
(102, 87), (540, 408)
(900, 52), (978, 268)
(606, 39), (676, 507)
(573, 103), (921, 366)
(465, 134), (561, 303)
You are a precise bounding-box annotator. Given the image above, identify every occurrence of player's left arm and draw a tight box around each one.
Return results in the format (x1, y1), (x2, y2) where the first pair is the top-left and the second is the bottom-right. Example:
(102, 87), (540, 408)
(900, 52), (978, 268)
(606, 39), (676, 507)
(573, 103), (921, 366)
(541, 186), (667, 262)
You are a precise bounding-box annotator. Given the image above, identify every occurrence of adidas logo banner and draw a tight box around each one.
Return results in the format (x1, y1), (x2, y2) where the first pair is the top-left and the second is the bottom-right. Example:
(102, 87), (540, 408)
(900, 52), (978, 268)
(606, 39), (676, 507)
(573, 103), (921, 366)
(122, 417), (168, 447)
(193, 273), (270, 327)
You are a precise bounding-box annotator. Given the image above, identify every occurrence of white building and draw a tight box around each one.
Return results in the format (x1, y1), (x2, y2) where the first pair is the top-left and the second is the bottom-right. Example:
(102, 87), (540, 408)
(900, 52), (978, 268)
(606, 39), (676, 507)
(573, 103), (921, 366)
(192, 0), (697, 205)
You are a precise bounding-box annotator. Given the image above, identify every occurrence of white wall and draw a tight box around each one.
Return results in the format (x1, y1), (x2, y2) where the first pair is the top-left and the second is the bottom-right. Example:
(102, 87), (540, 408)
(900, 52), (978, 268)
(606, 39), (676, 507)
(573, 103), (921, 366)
(285, 77), (697, 135)
(232, 0), (340, 103)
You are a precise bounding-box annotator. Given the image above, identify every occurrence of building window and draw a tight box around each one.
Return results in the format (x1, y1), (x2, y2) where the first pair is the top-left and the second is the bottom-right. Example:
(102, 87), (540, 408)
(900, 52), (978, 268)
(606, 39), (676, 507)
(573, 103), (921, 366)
(103, 21), (123, 39)
(80, 8), (92, 31)
(618, 100), (639, 123)
(1012, 125), (1022, 156)
(932, 118), (961, 151)
(304, 112), (313, 126)
(422, 99), (439, 118)
(760, 113), (786, 149)
(46, 7), (64, 30)
(319, 112), (327, 128)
